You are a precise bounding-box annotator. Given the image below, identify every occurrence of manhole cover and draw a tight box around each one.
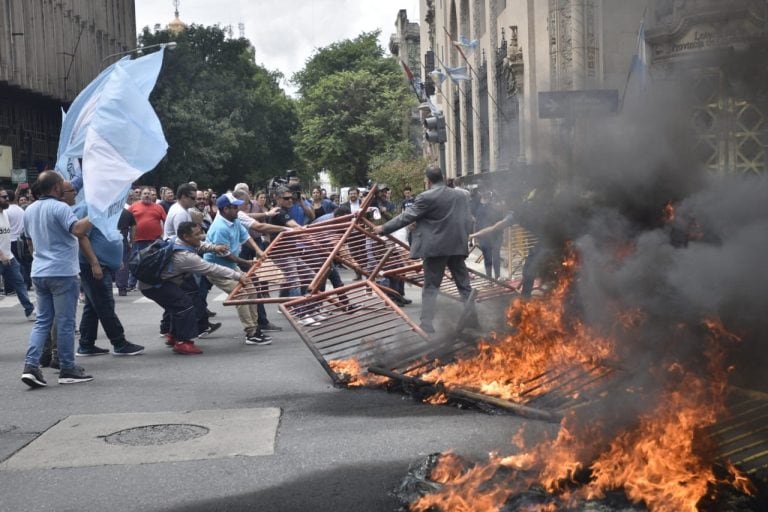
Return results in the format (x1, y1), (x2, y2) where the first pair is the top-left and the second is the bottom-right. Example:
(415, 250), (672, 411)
(103, 423), (210, 446)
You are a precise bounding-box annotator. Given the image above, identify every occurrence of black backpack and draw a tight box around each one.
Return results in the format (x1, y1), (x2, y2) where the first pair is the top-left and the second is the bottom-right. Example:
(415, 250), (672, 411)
(128, 239), (176, 285)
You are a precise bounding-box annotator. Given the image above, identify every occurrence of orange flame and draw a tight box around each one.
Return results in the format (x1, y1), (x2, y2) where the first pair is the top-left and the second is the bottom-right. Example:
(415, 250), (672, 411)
(417, 248), (615, 403)
(408, 267), (755, 510)
(328, 359), (389, 387)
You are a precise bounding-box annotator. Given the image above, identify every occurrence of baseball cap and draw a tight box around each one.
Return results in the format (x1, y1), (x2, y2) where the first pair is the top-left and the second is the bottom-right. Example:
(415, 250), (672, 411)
(216, 192), (245, 209)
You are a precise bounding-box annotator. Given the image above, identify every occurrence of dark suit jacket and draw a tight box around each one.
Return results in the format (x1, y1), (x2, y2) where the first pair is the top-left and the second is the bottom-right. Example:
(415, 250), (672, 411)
(380, 183), (471, 259)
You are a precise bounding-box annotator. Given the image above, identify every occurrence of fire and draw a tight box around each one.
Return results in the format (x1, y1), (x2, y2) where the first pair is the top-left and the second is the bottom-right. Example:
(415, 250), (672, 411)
(417, 247), (616, 402)
(328, 358), (388, 387)
(408, 271), (755, 510)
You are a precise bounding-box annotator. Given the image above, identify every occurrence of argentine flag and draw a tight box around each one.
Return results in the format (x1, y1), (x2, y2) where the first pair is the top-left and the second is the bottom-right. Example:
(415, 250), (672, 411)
(55, 47), (169, 240)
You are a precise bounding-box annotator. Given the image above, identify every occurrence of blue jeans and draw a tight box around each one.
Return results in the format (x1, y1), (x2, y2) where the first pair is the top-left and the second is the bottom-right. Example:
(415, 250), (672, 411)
(0, 259), (34, 315)
(25, 276), (79, 369)
(79, 263), (127, 347)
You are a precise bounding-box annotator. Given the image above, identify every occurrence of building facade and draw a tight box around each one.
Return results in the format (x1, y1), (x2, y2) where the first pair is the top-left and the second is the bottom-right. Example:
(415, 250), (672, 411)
(0, 0), (136, 178)
(418, 0), (768, 182)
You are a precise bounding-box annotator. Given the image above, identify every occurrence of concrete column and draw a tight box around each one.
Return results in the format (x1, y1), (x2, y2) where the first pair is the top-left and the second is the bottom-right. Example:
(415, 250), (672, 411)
(487, 0), (500, 173)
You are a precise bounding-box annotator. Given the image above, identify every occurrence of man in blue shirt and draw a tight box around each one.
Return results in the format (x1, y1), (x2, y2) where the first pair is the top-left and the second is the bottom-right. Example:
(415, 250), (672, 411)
(203, 192), (270, 345)
(21, 171), (102, 388)
(72, 203), (144, 358)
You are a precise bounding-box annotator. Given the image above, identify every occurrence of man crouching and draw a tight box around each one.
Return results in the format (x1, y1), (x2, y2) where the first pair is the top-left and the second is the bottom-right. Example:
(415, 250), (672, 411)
(140, 221), (247, 355)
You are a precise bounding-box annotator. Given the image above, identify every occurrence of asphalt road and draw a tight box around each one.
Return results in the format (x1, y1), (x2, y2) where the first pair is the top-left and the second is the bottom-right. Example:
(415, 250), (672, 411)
(0, 271), (542, 512)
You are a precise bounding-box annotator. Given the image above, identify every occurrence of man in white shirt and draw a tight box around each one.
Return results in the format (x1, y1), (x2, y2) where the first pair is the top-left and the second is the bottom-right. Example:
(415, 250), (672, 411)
(4, 189), (30, 292)
(164, 183), (197, 240)
(0, 188), (35, 320)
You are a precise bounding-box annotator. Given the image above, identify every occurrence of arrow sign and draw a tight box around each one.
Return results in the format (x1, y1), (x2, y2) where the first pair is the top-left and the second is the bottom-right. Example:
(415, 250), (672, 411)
(538, 90), (619, 119)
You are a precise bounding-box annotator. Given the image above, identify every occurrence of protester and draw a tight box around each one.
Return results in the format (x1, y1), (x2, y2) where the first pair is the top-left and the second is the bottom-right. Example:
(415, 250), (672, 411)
(0, 188), (36, 319)
(472, 186), (505, 280)
(203, 192), (272, 345)
(139, 222), (242, 355)
(158, 187), (175, 213)
(374, 166), (474, 334)
(73, 203), (144, 357)
(164, 183), (197, 240)
(190, 190), (213, 232)
(114, 200), (136, 296)
(128, 187), (167, 289)
(21, 171), (101, 388)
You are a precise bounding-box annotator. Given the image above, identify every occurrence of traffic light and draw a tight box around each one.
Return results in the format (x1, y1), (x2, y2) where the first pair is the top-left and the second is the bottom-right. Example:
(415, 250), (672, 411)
(424, 114), (447, 143)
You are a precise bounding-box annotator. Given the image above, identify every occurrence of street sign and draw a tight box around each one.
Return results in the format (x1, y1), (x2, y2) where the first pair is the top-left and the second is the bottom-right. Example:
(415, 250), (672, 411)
(538, 90), (619, 119)
(11, 168), (27, 184)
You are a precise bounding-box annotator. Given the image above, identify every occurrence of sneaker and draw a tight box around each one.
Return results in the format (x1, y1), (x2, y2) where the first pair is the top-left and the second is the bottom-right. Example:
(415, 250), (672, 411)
(118, 288), (128, 296)
(164, 333), (176, 347)
(299, 316), (318, 326)
(259, 323), (283, 332)
(206, 309), (217, 318)
(21, 365), (47, 388)
(76, 345), (110, 356)
(245, 333), (272, 345)
(198, 322), (222, 338)
(173, 341), (203, 355)
(314, 314), (328, 322)
(113, 342), (145, 356)
(58, 365), (93, 385)
(25, 309), (36, 322)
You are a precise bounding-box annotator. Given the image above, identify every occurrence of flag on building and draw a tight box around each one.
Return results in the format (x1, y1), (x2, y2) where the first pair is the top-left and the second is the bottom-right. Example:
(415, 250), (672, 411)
(445, 66), (471, 82)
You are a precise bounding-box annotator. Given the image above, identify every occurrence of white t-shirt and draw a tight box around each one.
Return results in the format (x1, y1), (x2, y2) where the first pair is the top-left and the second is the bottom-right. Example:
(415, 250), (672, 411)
(6, 204), (24, 241)
(0, 210), (13, 261)
(349, 200), (361, 214)
(164, 202), (191, 239)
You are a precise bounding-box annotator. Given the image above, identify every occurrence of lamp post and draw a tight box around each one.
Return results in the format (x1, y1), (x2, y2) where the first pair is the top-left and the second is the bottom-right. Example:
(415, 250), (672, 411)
(102, 42), (177, 62)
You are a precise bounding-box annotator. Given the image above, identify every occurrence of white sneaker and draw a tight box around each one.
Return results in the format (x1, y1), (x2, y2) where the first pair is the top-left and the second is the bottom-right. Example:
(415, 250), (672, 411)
(26, 309), (36, 322)
(314, 314), (328, 322)
(298, 317), (317, 326)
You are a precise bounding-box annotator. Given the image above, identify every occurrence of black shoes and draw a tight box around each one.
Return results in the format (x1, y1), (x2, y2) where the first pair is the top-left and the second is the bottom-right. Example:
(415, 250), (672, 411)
(21, 365), (47, 388)
(113, 342), (145, 356)
(58, 365), (93, 385)
(76, 345), (110, 356)
(245, 330), (272, 345)
(198, 322), (222, 338)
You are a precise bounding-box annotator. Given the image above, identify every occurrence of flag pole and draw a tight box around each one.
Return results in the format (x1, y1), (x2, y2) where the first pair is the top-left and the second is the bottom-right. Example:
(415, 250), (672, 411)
(619, 6), (648, 112)
(433, 51), (490, 134)
(443, 26), (509, 122)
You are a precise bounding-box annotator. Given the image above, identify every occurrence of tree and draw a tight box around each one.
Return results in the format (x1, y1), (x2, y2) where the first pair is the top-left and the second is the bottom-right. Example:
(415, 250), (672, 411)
(138, 25), (298, 189)
(369, 141), (428, 203)
(293, 32), (415, 186)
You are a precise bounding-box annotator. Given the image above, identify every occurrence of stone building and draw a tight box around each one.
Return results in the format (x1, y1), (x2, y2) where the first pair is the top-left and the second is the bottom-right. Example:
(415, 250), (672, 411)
(646, 0), (768, 175)
(0, 0), (136, 179)
(416, 0), (768, 182)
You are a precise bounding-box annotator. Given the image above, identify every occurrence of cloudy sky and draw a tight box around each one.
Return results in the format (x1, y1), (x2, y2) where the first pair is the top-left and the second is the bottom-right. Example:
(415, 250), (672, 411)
(135, 0), (421, 94)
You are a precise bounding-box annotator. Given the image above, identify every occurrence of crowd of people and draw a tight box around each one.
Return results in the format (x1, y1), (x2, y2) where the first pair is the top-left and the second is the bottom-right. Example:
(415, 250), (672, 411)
(3, 167), (514, 390)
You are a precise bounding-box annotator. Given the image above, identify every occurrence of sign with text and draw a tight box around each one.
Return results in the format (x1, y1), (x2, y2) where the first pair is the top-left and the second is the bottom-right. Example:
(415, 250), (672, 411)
(0, 145), (11, 178)
(538, 90), (619, 119)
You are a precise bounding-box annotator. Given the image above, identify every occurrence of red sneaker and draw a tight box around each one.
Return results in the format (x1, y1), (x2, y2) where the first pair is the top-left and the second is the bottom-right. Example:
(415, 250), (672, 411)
(164, 333), (176, 347)
(172, 341), (203, 355)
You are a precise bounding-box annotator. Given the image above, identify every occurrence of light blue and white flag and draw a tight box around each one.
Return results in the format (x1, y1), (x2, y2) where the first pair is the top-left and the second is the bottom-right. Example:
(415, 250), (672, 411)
(453, 36), (479, 55)
(55, 47), (169, 240)
(445, 66), (471, 82)
(429, 69), (447, 86)
(620, 9), (650, 109)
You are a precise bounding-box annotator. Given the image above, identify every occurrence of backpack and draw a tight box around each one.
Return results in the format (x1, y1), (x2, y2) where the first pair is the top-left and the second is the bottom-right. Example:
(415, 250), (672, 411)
(128, 239), (176, 285)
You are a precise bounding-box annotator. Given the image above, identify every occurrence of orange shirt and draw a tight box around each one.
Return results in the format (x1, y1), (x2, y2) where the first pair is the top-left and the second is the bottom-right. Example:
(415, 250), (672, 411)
(128, 201), (167, 242)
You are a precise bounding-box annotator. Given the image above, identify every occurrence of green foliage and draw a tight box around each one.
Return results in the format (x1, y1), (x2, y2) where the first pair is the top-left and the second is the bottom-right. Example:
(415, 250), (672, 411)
(369, 142), (428, 203)
(293, 32), (416, 187)
(139, 25), (298, 189)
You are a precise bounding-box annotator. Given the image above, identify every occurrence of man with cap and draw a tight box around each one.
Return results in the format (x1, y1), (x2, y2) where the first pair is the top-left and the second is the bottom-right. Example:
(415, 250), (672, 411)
(203, 192), (271, 345)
